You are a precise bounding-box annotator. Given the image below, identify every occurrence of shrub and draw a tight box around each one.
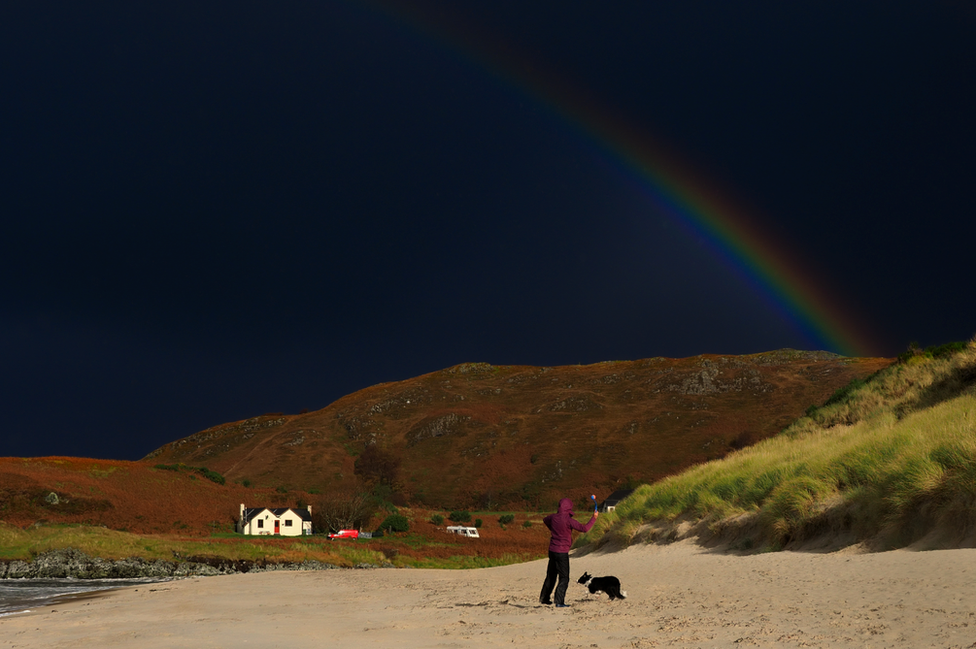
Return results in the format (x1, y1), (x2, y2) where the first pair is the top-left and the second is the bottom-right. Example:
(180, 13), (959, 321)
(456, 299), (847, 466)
(474, 518), (482, 528)
(896, 339), (967, 363)
(448, 511), (471, 523)
(198, 468), (225, 485)
(897, 341), (925, 363)
(928, 341), (969, 359)
(498, 514), (515, 526)
(377, 514), (409, 534)
(522, 520), (532, 529)
(431, 514), (444, 525)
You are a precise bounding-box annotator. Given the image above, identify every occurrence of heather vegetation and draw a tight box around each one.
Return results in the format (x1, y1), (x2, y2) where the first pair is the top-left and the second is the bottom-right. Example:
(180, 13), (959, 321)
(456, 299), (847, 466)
(154, 463), (226, 485)
(580, 339), (976, 552)
(146, 352), (890, 509)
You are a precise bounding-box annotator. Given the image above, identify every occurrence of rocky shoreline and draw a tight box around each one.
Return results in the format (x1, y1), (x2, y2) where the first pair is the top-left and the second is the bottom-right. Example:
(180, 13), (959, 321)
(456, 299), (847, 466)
(0, 548), (380, 579)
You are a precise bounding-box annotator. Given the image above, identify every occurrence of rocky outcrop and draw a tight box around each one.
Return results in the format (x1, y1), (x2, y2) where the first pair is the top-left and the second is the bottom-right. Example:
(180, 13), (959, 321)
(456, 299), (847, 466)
(407, 413), (471, 446)
(0, 548), (354, 579)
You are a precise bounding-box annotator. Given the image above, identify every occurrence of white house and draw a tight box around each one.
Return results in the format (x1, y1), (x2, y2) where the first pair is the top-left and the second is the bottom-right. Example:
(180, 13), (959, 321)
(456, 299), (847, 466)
(238, 504), (312, 536)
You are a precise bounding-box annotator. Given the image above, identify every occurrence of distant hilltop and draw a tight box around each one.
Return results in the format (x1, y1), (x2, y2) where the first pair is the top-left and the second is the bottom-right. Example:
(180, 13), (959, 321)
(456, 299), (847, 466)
(144, 350), (892, 510)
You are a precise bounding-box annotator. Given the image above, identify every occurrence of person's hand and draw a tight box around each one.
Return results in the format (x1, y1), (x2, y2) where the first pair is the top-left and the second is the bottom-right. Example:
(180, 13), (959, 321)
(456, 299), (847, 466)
(593, 511), (599, 518)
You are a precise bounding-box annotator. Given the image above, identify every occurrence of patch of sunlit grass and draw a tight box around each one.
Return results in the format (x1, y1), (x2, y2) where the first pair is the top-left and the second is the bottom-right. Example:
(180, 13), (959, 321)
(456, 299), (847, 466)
(579, 341), (976, 550)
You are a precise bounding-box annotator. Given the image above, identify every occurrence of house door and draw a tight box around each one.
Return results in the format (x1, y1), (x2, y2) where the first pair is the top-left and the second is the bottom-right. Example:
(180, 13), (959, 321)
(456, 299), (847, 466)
(274, 520), (280, 535)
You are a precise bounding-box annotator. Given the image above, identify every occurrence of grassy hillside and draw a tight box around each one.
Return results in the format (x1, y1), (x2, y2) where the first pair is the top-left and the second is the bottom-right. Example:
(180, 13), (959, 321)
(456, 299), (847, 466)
(0, 511), (552, 568)
(580, 339), (976, 553)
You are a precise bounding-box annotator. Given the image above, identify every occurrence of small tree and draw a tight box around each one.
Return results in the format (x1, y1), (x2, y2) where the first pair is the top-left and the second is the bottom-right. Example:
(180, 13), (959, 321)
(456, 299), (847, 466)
(473, 518), (482, 528)
(431, 514), (444, 525)
(448, 511), (471, 523)
(498, 514), (515, 526)
(311, 491), (375, 534)
(377, 513), (409, 534)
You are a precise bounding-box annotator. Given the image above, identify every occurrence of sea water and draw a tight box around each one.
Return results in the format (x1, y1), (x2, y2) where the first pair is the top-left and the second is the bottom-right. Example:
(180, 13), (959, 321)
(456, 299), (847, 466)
(0, 578), (170, 617)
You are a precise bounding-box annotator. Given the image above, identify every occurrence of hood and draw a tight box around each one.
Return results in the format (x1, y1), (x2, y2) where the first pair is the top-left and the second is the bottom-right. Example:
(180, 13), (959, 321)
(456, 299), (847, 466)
(557, 497), (574, 516)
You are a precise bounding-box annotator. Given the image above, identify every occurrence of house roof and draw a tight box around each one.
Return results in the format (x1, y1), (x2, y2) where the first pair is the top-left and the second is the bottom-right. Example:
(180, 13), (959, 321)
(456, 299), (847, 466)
(242, 507), (311, 523)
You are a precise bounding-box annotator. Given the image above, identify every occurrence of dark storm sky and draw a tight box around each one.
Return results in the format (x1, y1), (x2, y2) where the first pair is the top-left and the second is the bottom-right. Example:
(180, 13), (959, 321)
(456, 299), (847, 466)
(2, 1), (974, 460)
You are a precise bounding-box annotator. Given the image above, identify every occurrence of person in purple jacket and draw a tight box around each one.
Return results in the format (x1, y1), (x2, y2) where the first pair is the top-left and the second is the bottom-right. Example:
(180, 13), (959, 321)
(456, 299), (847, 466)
(538, 497), (598, 607)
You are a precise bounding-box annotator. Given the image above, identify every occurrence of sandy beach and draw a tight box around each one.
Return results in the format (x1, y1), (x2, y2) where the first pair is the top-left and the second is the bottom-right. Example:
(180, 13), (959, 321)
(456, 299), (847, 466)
(2, 541), (974, 648)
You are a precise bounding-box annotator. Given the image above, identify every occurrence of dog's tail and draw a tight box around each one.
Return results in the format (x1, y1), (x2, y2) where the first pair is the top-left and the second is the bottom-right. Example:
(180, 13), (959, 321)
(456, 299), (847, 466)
(620, 591), (628, 599)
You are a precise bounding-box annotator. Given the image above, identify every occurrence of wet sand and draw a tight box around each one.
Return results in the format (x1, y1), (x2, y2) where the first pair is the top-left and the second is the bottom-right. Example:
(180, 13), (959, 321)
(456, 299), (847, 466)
(2, 541), (974, 648)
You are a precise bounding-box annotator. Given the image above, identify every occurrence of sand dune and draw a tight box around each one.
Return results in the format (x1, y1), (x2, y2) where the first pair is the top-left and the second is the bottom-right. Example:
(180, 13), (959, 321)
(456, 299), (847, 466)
(2, 541), (974, 648)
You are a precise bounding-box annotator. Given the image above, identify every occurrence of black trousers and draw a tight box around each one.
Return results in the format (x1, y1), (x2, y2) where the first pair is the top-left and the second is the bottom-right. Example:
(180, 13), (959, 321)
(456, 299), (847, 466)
(539, 550), (570, 605)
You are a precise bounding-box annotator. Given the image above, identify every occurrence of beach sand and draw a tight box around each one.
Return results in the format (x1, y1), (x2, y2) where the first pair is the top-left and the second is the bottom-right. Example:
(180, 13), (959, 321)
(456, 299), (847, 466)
(2, 541), (974, 648)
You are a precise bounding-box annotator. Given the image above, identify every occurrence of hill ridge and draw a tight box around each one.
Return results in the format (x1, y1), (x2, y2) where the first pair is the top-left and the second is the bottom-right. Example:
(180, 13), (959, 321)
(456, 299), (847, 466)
(144, 350), (891, 509)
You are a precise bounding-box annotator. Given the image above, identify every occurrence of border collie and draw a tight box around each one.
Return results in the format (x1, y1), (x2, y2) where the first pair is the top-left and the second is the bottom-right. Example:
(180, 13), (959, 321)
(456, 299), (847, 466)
(577, 572), (627, 600)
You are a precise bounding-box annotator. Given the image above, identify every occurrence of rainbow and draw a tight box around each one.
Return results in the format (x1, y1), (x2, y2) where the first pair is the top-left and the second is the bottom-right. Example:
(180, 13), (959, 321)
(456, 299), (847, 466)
(364, 2), (877, 357)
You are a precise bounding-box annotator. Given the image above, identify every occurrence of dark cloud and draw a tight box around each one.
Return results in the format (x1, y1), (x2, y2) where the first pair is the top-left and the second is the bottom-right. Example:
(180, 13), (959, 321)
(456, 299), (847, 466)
(2, 1), (973, 459)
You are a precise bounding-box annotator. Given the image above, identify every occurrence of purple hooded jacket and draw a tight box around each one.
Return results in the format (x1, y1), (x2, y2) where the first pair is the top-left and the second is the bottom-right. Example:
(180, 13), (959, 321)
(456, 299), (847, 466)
(543, 498), (596, 553)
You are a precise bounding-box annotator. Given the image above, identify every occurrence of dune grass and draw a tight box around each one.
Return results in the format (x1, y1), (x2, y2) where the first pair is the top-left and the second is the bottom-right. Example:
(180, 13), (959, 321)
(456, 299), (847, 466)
(580, 339), (976, 551)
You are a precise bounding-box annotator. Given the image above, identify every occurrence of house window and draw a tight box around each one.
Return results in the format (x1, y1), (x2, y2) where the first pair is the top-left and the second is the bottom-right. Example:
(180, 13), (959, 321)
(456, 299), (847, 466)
(257, 519), (264, 528)
(284, 520), (293, 527)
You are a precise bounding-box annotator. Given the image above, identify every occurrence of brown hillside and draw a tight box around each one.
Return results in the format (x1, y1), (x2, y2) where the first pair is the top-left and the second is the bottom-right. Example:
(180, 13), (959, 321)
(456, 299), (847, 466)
(143, 351), (892, 509)
(0, 456), (553, 559)
(0, 457), (286, 535)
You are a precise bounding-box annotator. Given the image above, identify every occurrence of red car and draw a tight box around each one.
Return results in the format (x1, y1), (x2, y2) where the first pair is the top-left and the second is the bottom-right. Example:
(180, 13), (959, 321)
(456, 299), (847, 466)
(328, 529), (359, 540)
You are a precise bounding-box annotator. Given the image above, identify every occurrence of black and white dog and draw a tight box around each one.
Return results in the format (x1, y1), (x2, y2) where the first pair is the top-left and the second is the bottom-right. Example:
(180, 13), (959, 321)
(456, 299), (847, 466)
(577, 572), (627, 600)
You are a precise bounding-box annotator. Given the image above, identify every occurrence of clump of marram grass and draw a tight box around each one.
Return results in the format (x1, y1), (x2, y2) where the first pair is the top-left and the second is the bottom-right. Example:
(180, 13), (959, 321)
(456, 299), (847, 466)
(579, 339), (976, 551)
(807, 338), (976, 430)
